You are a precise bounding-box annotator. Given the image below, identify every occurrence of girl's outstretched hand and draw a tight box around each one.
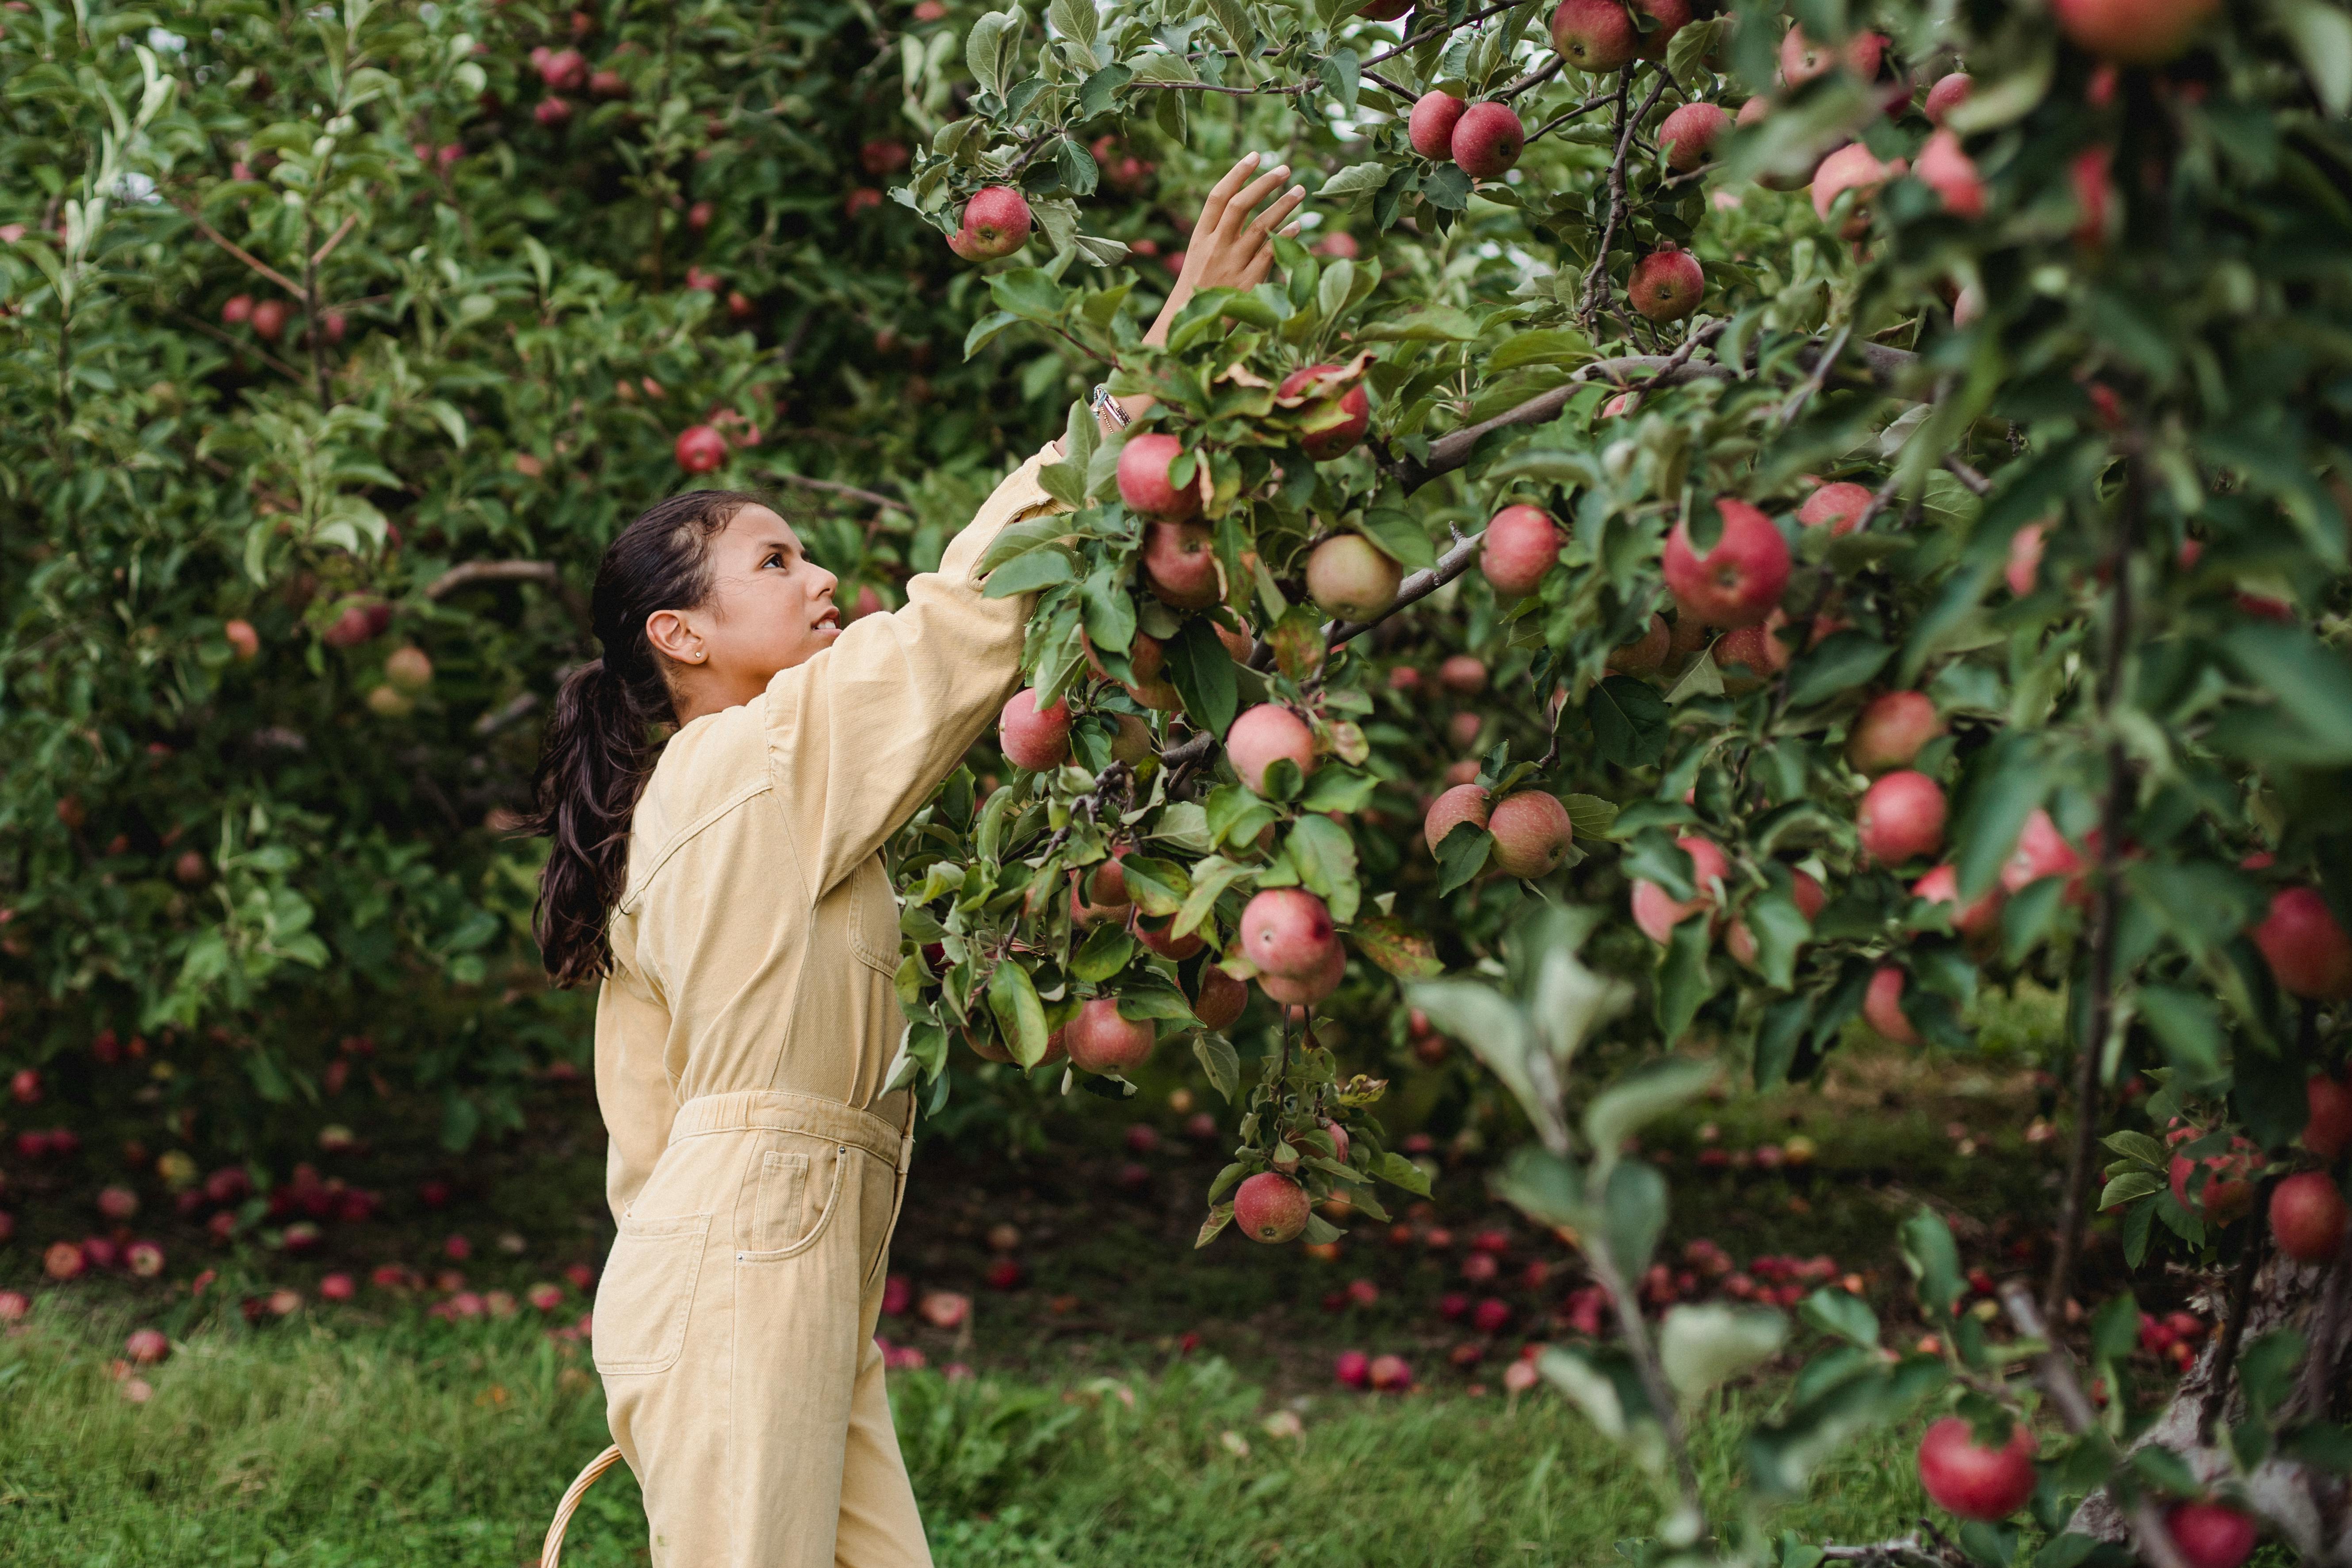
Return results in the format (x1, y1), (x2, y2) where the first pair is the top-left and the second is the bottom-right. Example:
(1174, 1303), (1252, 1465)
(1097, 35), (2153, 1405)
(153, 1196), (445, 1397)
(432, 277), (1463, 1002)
(1151, 153), (1308, 341)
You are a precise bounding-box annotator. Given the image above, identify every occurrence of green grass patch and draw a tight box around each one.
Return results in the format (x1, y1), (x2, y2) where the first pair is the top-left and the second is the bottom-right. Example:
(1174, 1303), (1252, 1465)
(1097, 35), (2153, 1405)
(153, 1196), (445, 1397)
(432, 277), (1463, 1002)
(0, 1301), (1937, 1568)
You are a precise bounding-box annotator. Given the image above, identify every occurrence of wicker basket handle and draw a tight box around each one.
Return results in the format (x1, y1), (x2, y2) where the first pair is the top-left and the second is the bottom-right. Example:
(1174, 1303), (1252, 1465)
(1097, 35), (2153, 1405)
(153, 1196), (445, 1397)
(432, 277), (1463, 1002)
(539, 1443), (627, 1568)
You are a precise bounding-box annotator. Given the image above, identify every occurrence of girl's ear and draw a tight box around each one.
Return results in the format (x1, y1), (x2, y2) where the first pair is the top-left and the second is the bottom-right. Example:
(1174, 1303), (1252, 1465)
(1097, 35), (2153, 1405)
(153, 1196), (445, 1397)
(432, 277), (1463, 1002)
(644, 608), (703, 665)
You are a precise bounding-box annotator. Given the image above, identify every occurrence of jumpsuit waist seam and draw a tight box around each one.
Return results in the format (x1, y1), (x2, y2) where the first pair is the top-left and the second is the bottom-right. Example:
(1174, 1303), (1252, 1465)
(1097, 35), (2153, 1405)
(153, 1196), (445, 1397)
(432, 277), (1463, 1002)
(664, 1086), (911, 1168)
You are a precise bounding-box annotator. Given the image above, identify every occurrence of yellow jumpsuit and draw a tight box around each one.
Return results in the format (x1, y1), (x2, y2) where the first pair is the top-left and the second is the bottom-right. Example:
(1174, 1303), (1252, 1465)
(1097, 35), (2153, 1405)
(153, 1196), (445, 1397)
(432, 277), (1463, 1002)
(587, 444), (1062, 1567)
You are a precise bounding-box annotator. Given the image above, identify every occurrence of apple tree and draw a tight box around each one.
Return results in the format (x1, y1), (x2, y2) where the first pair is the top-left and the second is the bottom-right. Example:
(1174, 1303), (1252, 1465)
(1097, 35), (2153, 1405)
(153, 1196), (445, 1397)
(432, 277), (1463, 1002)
(879, 0), (2352, 1559)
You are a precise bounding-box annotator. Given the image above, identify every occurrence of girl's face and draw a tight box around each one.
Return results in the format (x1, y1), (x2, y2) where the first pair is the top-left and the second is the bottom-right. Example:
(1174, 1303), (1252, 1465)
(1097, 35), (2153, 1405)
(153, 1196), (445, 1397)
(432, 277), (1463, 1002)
(646, 504), (841, 723)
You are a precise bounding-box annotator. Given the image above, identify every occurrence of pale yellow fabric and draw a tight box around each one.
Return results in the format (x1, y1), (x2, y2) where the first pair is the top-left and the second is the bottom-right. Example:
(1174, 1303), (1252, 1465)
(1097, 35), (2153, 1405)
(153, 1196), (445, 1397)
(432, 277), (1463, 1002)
(588, 444), (1062, 1567)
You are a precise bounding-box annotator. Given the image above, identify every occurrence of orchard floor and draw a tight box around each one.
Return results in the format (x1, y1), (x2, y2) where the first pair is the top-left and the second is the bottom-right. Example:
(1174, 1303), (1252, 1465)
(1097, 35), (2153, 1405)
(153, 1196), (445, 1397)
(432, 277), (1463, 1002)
(0, 1302), (1943, 1568)
(3, 991), (2193, 1564)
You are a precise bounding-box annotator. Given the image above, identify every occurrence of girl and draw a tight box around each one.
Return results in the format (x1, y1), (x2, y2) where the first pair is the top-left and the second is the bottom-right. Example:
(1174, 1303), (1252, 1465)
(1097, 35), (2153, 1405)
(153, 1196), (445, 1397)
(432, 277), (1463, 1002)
(524, 156), (1305, 1568)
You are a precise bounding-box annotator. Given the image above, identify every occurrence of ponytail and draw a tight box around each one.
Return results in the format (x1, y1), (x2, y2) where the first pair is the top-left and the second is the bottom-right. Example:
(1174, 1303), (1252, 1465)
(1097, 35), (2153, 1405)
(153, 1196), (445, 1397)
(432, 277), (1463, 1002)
(521, 489), (768, 988)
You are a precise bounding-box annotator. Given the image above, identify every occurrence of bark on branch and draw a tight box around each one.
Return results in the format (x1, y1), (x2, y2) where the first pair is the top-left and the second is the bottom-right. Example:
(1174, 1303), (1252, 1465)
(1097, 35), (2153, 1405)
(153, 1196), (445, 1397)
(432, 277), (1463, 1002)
(425, 560), (592, 632)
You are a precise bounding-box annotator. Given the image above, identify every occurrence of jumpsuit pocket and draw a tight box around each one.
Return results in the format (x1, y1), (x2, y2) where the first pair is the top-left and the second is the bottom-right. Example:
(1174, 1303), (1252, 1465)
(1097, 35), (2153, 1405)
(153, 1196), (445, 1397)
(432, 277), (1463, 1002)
(737, 1144), (849, 1264)
(750, 1150), (813, 1253)
(591, 1211), (711, 1376)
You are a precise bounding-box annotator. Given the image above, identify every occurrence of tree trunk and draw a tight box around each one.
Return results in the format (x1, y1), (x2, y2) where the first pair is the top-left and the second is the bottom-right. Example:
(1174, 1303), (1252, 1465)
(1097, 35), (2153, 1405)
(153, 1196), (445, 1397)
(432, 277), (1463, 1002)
(2069, 1242), (2352, 1561)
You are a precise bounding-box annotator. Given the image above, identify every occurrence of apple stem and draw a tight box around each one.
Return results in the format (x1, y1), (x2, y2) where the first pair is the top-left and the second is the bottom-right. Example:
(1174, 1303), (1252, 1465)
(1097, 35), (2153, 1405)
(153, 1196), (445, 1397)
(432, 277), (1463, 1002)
(1998, 1281), (2195, 1568)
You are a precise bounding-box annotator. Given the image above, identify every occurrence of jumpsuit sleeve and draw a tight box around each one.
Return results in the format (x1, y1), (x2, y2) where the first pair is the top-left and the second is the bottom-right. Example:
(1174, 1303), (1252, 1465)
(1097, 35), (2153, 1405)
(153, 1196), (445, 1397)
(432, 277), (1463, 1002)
(763, 440), (1068, 900)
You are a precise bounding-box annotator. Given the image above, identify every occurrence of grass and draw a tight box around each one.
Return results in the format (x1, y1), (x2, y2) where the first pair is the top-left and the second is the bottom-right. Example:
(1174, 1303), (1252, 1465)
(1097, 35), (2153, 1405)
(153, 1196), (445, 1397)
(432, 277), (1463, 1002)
(0, 1300), (1939, 1568)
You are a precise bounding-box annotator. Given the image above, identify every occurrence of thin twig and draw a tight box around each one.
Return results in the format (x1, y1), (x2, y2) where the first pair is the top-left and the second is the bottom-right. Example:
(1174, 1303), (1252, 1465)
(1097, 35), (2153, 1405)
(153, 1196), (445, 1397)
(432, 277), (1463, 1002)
(1943, 455), (1993, 497)
(1325, 530), (1485, 649)
(1998, 1283), (2194, 1568)
(310, 211), (360, 267)
(1526, 90), (1618, 146)
(170, 199), (302, 295)
(1776, 323), (1849, 428)
(761, 470), (910, 512)
(1578, 70), (1670, 332)
(426, 559), (592, 631)
(1359, 1), (1519, 69)
(2042, 451), (2143, 1330)
(1499, 56), (1564, 102)
(2199, 1180), (2276, 1444)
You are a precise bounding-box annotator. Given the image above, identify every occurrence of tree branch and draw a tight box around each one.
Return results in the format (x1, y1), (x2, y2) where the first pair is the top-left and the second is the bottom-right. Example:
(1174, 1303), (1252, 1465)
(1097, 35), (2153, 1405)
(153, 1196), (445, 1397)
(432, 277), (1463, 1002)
(2042, 452), (2143, 1331)
(1999, 1282), (2195, 1568)
(1577, 70), (1670, 332)
(2199, 1182), (2276, 1444)
(170, 199), (302, 295)
(761, 469), (910, 513)
(1326, 529), (1484, 649)
(425, 559), (591, 631)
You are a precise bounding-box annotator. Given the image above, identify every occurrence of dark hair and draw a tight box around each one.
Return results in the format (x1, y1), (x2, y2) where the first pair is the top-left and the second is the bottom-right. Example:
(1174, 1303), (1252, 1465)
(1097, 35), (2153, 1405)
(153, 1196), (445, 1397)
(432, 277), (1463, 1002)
(523, 489), (767, 989)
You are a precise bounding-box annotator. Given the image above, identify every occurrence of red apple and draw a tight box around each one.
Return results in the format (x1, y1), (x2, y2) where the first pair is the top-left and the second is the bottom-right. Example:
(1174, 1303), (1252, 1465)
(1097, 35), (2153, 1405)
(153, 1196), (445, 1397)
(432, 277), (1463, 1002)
(1241, 888), (1337, 979)
(1259, 941), (1345, 1006)
(1812, 143), (1906, 238)
(2053, 0), (2218, 65)
(1066, 998), (1156, 1075)
(1664, 499), (1790, 628)
(1306, 535), (1400, 619)
(1335, 1349), (1371, 1387)
(956, 185), (1031, 259)
(1924, 72), (1972, 125)
(125, 1328), (171, 1365)
(250, 299), (288, 340)
(1713, 612), (1791, 684)
(1632, 835), (1729, 943)
(1917, 1415), (2037, 1521)
(1779, 27), (1885, 87)
(1235, 1173), (1310, 1243)
(1913, 864), (2003, 941)
(1858, 770), (1947, 864)
(1609, 613), (1671, 673)
(533, 96), (574, 127)
(1916, 130), (1985, 218)
(1629, 248), (1703, 322)
(2001, 808), (2085, 899)
(2169, 1131), (2258, 1223)
(1489, 792), (1573, 879)
(2072, 146), (2115, 249)
(1847, 691), (1943, 774)
(998, 687), (1072, 771)
(1481, 504), (1564, 599)
(2304, 1075), (2352, 1161)
(2268, 1172), (2347, 1263)
(1451, 102), (1525, 179)
(224, 618), (260, 660)
(1424, 783), (1492, 855)
(1193, 965), (1248, 1031)
(2006, 522), (2047, 596)
(1367, 1352), (1414, 1390)
(1799, 480), (1874, 536)
(1864, 964), (1920, 1044)
(1409, 91), (1468, 161)
(2163, 1502), (2257, 1568)
(674, 424), (727, 473)
(1725, 869), (1827, 967)
(1658, 102), (1729, 172)
(1551, 0), (1637, 71)
(1278, 365), (1373, 460)
(1439, 654), (1488, 693)
(539, 47), (588, 91)
(1227, 704), (1316, 795)
(222, 294), (254, 325)
(2251, 887), (2352, 1001)
(1119, 433), (1201, 522)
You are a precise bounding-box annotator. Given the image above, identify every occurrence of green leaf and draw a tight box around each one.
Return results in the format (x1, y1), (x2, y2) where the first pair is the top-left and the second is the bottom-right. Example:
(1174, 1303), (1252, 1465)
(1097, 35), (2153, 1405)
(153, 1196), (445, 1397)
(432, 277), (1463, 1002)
(1350, 915), (1443, 979)
(2102, 1130), (2169, 1167)
(1164, 617), (1240, 738)
(1799, 1286), (1880, 1348)
(1408, 977), (1534, 1117)
(1357, 507), (1438, 571)
(1564, 795), (1620, 840)
(1900, 1209), (1962, 1319)
(2276, 0), (2352, 114)
(1118, 855), (1189, 916)
(1354, 305), (1480, 342)
(1487, 328), (1595, 372)
(1952, 734), (2047, 903)
(987, 267), (1066, 323)
(1587, 676), (1672, 768)
(1785, 632), (1893, 708)
(1587, 1057), (1717, 1179)
(1491, 1145), (1589, 1230)
(2099, 1170), (2166, 1209)
(980, 547), (1077, 596)
(987, 959), (1050, 1068)
(1374, 1149), (1434, 1197)
(1172, 855), (1249, 938)
(1660, 1303), (1789, 1400)
(1193, 1033), (1241, 1101)
(2136, 984), (2227, 1089)
(1656, 913), (1716, 1044)
(1317, 161), (1394, 202)
(1538, 1344), (1660, 1446)
(1071, 922), (1136, 983)
(1283, 815), (1360, 922)
(1602, 1160), (1668, 1279)
(1434, 821), (1493, 895)
(1195, 1203), (1234, 1248)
